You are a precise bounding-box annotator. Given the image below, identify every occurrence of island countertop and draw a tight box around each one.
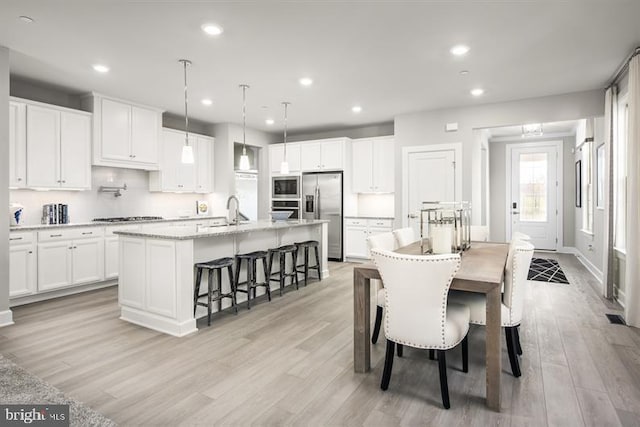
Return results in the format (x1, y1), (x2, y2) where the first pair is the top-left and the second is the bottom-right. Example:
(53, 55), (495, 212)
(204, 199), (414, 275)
(114, 219), (329, 240)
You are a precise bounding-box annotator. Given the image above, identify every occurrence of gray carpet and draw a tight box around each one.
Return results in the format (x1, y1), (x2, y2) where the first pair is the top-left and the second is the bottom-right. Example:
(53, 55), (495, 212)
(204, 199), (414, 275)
(0, 354), (116, 427)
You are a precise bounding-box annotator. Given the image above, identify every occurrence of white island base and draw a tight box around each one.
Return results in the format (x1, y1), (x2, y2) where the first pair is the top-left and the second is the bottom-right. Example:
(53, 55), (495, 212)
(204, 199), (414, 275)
(116, 220), (329, 337)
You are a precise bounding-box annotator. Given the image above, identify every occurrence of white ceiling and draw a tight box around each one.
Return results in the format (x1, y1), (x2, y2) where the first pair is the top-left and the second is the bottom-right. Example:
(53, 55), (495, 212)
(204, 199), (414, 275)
(1, 1), (639, 134)
(489, 120), (579, 140)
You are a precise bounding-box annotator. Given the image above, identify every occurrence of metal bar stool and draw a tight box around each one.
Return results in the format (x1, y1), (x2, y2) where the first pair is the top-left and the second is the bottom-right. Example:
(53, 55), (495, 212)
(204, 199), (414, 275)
(194, 257), (236, 326)
(267, 244), (299, 296)
(294, 240), (322, 286)
(234, 250), (270, 310)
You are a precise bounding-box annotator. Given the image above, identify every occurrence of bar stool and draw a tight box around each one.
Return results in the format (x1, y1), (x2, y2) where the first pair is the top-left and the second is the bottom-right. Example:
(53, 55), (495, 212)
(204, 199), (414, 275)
(234, 250), (270, 310)
(294, 240), (322, 286)
(268, 245), (299, 295)
(194, 257), (236, 326)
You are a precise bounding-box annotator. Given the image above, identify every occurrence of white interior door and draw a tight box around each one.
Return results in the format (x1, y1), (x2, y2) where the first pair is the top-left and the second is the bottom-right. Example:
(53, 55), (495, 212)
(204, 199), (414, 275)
(509, 144), (559, 250)
(406, 149), (456, 237)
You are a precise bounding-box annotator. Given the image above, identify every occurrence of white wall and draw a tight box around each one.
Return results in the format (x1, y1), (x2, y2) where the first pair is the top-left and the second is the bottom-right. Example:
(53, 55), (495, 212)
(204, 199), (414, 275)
(0, 47), (10, 320)
(488, 135), (576, 246)
(394, 89), (606, 228)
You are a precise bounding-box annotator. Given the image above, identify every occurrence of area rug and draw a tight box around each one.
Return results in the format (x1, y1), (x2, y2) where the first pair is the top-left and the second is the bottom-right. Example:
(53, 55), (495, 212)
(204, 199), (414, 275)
(0, 354), (116, 426)
(527, 257), (570, 284)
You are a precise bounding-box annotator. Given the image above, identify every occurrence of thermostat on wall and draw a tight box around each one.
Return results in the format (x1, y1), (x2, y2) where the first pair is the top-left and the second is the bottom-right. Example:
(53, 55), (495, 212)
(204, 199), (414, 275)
(445, 122), (459, 132)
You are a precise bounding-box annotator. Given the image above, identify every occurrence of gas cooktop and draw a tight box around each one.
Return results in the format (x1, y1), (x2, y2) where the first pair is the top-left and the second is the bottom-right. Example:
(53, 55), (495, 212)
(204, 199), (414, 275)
(93, 216), (164, 223)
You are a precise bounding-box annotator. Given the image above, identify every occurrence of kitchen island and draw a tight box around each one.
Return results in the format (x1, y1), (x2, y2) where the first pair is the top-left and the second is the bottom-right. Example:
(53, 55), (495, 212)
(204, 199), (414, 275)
(114, 219), (329, 336)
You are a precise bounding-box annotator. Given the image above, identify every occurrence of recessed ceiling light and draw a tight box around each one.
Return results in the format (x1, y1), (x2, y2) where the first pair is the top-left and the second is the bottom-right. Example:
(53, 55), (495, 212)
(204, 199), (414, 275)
(201, 98), (213, 106)
(201, 23), (223, 36)
(352, 105), (362, 113)
(265, 119), (275, 125)
(18, 16), (34, 23)
(459, 70), (469, 75)
(299, 77), (313, 86)
(92, 64), (110, 73)
(470, 88), (484, 97)
(450, 45), (470, 56)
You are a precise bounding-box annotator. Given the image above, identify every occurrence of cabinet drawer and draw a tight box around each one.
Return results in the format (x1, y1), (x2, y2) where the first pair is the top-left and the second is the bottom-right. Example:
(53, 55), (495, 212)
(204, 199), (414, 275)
(345, 218), (367, 227)
(368, 219), (393, 228)
(10, 232), (34, 246)
(38, 227), (104, 242)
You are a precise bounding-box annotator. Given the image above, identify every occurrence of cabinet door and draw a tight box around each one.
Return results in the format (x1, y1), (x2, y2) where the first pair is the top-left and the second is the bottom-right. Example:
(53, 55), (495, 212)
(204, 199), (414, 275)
(351, 140), (374, 192)
(72, 238), (104, 285)
(320, 140), (344, 170)
(38, 241), (73, 291)
(104, 237), (119, 279)
(284, 143), (301, 172)
(345, 226), (369, 258)
(119, 237), (146, 309)
(196, 136), (212, 193)
(158, 130), (181, 191)
(9, 244), (36, 298)
(9, 102), (26, 188)
(26, 105), (60, 188)
(270, 144), (284, 173)
(60, 112), (91, 189)
(373, 139), (395, 193)
(101, 98), (132, 161)
(131, 106), (159, 165)
(300, 143), (322, 171)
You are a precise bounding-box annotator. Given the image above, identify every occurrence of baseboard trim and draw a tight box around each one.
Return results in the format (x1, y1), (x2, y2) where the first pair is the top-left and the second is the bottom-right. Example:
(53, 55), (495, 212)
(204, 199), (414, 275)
(614, 288), (626, 308)
(573, 248), (603, 284)
(9, 280), (118, 307)
(0, 310), (14, 327)
(120, 306), (197, 337)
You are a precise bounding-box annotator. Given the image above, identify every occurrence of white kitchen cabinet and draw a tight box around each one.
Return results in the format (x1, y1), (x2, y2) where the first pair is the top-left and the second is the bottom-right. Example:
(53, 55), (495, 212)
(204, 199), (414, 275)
(9, 232), (36, 298)
(150, 129), (214, 193)
(270, 143), (301, 174)
(82, 93), (162, 170)
(196, 135), (214, 193)
(25, 103), (91, 190)
(37, 228), (104, 292)
(352, 137), (394, 193)
(9, 101), (26, 188)
(300, 139), (346, 172)
(345, 218), (394, 260)
(104, 237), (119, 280)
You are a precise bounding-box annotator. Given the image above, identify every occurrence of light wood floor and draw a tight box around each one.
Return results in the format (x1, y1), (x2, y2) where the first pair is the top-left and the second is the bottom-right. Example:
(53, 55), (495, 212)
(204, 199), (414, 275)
(1, 254), (639, 426)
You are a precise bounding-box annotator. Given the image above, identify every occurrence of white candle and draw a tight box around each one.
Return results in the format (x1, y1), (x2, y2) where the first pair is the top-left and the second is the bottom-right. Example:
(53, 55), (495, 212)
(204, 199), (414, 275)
(431, 226), (452, 254)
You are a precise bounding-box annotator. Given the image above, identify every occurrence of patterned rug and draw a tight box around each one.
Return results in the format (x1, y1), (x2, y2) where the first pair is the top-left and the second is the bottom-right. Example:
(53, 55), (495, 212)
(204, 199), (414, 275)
(527, 258), (570, 284)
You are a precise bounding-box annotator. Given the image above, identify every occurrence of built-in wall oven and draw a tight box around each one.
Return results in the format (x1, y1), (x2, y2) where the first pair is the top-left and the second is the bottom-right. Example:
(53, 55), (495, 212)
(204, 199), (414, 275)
(272, 176), (300, 199)
(271, 200), (300, 220)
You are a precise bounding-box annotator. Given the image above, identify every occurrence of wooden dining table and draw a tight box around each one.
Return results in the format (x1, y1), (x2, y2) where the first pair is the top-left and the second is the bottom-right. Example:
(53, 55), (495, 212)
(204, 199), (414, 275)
(352, 241), (510, 412)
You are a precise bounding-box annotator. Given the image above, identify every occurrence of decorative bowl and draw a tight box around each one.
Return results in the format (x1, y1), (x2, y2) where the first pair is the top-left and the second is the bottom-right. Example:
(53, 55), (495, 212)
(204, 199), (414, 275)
(270, 211), (293, 221)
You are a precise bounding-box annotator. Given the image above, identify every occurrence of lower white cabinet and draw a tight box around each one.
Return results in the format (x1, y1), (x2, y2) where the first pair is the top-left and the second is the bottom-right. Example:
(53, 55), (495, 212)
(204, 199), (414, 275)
(105, 237), (119, 279)
(345, 218), (394, 259)
(37, 228), (104, 292)
(9, 235), (37, 298)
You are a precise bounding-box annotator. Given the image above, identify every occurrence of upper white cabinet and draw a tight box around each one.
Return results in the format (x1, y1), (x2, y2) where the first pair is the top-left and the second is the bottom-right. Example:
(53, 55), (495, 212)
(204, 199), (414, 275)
(352, 137), (394, 193)
(9, 101), (26, 188)
(24, 102), (91, 190)
(149, 128), (214, 193)
(82, 93), (162, 170)
(299, 138), (347, 172)
(269, 143), (301, 174)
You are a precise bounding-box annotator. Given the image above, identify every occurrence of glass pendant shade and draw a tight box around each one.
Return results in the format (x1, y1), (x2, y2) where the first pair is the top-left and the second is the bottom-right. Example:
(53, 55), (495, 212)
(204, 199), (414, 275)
(280, 160), (290, 174)
(239, 147), (250, 171)
(181, 144), (194, 164)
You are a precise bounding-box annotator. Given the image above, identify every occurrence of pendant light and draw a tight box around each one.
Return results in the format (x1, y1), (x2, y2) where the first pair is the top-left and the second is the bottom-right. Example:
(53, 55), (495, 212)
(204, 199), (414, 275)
(179, 59), (194, 164)
(238, 84), (251, 171)
(280, 101), (291, 174)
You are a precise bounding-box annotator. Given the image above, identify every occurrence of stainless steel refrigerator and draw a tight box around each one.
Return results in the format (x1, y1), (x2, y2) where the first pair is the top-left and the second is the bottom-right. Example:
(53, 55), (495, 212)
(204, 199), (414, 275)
(302, 172), (343, 261)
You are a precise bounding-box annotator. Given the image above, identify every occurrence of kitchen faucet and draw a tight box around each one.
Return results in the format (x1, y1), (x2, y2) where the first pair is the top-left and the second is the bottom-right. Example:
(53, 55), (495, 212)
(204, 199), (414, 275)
(226, 195), (240, 225)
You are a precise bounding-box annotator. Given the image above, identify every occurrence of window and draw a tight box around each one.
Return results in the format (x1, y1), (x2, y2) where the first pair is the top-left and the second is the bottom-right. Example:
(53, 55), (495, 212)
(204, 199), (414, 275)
(519, 152), (548, 222)
(582, 138), (594, 233)
(614, 95), (628, 252)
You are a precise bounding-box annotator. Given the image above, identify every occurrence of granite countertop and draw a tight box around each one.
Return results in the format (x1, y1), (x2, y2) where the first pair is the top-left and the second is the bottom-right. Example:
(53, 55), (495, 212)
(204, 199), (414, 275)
(9, 216), (228, 232)
(114, 219), (329, 240)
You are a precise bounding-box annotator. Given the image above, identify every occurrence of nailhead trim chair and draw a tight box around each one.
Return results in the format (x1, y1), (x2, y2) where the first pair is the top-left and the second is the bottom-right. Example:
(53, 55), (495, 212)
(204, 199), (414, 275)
(371, 249), (469, 409)
(366, 232), (397, 345)
(392, 227), (418, 248)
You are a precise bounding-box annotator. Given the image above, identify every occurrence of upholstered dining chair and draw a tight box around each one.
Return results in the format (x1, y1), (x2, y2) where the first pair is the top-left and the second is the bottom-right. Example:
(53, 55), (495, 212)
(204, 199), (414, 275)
(392, 227), (417, 248)
(448, 241), (534, 377)
(366, 232), (396, 344)
(371, 249), (469, 409)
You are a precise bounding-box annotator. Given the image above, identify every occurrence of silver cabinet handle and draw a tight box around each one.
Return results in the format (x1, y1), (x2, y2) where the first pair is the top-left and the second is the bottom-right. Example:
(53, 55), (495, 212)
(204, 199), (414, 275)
(17, 177), (22, 181)
(28, 251), (32, 254)
(408, 213), (418, 219)
(51, 234), (62, 237)
(512, 211), (520, 215)
(82, 232), (93, 235)
(9, 237), (22, 241)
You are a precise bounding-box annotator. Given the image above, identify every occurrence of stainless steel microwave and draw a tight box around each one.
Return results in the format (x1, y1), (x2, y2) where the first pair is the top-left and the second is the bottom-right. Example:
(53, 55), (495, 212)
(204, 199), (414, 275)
(272, 176), (300, 199)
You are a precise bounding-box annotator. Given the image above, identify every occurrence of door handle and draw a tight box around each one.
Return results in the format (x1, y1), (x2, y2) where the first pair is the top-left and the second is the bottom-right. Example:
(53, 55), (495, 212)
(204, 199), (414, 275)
(408, 213), (418, 219)
(512, 211), (520, 215)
